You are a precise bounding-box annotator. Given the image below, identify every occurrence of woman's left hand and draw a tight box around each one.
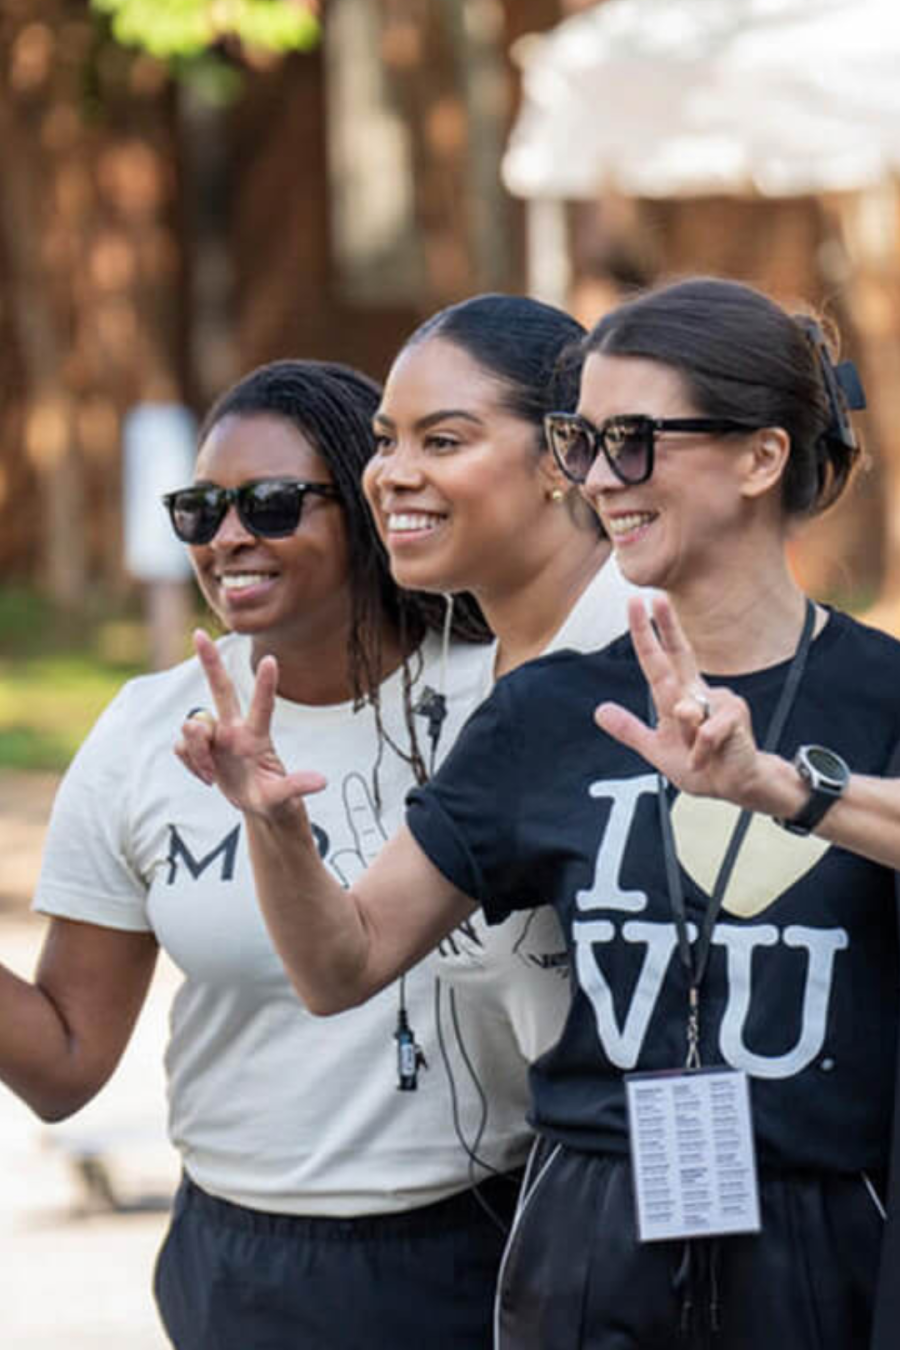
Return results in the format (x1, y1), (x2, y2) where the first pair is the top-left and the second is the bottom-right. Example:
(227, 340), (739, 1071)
(175, 630), (327, 816)
(595, 597), (767, 809)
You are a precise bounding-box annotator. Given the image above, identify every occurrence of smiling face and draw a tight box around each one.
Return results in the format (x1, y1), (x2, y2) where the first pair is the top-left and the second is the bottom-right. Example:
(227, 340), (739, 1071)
(189, 412), (352, 650)
(578, 353), (762, 596)
(363, 338), (559, 600)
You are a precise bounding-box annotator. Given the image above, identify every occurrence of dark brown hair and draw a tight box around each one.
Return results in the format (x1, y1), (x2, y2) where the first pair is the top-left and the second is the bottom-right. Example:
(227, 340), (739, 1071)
(585, 277), (862, 516)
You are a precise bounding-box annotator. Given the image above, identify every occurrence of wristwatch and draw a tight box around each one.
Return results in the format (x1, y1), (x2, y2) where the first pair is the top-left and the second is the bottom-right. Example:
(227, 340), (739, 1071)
(777, 744), (850, 836)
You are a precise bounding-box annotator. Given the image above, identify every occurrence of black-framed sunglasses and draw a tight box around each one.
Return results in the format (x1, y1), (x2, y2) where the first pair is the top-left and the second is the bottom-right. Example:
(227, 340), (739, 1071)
(544, 412), (761, 486)
(162, 478), (341, 545)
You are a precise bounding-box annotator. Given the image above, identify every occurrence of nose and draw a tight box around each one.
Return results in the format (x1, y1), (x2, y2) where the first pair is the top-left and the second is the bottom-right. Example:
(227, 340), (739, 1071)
(209, 502), (255, 548)
(371, 440), (426, 493)
(581, 447), (623, 504)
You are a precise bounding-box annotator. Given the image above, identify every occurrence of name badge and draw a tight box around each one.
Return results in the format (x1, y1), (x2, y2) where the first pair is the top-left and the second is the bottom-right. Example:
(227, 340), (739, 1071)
(625, 1067), (761, 1243)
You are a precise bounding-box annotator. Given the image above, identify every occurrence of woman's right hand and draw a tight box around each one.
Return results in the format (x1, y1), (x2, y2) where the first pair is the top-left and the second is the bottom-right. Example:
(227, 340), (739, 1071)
(175, 630), (327, 817)
(595, 597), (775, 811)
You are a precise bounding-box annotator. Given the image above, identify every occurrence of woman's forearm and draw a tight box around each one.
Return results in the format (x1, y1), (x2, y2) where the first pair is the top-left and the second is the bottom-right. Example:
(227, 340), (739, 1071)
(743, 753), (900, 872)
(245, 801), (374, 1013)
(182, 633), (478, 1006)
(244, 804), (473, 1014)
(813, 773), (900, 871)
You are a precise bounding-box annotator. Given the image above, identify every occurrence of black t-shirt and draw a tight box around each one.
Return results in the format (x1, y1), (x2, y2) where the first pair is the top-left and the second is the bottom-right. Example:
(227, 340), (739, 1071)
(407, 610), (900, 1173)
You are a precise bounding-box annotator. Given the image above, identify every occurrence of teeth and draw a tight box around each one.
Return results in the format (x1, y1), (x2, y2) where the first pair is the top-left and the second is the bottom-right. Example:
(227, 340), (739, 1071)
(607, 512), (654, 537)
(219, 573), (273, 591)
(387, 512), (443, 532)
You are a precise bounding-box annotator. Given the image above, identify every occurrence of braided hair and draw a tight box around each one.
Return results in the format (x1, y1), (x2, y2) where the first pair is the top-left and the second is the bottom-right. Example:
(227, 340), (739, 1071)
(199, 359), (490, 795)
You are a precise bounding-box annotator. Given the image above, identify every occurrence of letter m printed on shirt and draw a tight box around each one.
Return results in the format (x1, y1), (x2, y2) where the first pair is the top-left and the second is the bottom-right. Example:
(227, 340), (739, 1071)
(166, 824), (240, 884)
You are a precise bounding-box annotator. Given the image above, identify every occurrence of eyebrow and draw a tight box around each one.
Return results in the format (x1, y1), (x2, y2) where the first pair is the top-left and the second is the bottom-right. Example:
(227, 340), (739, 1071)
(372, 409), (486, 432)
(575, 410), (642, 425)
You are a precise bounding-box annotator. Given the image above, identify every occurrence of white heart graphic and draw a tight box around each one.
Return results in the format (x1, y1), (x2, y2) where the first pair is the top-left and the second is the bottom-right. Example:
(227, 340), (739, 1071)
(670, 794), (830, 918)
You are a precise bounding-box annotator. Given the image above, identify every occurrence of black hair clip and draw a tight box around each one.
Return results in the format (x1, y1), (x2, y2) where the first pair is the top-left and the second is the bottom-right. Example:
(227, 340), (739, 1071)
(804, 319), (866, 450)
(834, 360), (866, 413)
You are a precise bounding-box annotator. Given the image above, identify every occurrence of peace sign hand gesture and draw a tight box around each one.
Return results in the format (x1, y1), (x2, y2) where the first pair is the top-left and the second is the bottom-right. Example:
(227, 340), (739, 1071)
(175, 630), (327, 818)
(595, 597), (770, 811)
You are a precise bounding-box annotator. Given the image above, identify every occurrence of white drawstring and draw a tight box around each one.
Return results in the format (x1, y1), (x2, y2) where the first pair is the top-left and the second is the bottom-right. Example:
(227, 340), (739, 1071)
(440, 591), (454, 696)
(863, 1170), (887, 1221)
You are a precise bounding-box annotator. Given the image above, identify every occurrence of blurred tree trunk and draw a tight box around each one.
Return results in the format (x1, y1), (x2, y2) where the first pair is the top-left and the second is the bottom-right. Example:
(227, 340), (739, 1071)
(435, 0), (514, 292)
(0, 1), (188, 602)
(178, 82), (237, 411)
(375, 0), (475, 305)
(0, 21), (84, 603)
(230, 47), (334, 368)
(376, 0), (549, 306)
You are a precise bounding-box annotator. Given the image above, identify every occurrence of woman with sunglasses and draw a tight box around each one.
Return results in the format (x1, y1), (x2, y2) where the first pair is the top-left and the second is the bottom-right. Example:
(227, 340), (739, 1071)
(7, 357), (554, 1350)
(184, 277), (900, 1349)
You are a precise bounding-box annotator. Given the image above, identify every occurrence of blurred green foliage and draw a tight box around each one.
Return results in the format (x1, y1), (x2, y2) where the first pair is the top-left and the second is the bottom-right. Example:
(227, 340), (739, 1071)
(90, 0), (321, 59)
(0, 589), (150, 772)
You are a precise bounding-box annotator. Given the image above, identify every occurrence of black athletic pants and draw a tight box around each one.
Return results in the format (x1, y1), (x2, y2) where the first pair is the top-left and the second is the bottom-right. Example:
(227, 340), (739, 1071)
(154, 1171), (519, 1349)
(496, 1142), (884, 1350)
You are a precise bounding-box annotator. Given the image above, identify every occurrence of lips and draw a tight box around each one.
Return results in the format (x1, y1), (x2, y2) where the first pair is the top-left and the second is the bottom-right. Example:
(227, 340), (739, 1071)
(604, 510), (656, 541)
(212, 570), (281, 609)
(386, 511), (446, 534)
(217, 571), (278, 591)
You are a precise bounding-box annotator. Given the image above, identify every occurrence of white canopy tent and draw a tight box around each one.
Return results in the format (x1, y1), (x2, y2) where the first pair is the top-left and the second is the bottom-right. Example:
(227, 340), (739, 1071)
(502, 0), (900, 299)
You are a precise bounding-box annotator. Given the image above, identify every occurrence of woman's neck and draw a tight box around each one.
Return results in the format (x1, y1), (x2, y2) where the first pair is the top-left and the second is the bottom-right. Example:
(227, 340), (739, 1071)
(672, 559), (815, 676)
(487, 535), (612, 678)
(251, 621), (407, 706)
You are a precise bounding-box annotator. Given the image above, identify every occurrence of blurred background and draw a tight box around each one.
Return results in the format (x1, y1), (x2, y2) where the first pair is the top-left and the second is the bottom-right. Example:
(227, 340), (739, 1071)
(2, 0), (900, 1343)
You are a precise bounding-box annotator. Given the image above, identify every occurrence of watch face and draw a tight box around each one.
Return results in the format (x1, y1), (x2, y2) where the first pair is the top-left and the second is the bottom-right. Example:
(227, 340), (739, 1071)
(805, 745), (849, 789)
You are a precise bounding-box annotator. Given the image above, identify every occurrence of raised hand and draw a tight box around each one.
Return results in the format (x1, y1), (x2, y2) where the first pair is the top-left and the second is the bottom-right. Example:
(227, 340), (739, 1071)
(595, 597), (766, 809)
(175, 630), (327, 816)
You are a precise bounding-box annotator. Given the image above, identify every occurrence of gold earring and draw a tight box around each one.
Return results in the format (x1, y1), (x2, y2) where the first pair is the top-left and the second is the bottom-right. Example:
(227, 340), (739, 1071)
(549, 487), (565, 503)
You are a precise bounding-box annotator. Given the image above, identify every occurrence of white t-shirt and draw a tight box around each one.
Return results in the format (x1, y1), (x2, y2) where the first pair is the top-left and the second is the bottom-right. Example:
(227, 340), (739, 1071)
(35, 630), (544, 1217)
(435, 556), (646, 1062)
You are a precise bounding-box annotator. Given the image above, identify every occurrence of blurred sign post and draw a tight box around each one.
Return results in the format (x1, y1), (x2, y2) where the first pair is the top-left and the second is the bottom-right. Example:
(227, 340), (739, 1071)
(123, 404), (196, 671)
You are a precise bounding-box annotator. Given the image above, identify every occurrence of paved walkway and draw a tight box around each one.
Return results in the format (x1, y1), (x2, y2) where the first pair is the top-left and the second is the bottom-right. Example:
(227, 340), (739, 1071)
(0, 772), (180, 1348)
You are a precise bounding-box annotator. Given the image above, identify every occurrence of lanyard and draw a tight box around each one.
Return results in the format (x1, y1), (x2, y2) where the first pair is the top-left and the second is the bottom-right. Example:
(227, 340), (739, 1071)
(653, 600), (816, 1069)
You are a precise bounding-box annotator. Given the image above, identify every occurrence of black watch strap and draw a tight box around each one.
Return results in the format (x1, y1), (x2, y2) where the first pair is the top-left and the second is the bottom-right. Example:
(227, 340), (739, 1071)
(778, 744), (850, 836)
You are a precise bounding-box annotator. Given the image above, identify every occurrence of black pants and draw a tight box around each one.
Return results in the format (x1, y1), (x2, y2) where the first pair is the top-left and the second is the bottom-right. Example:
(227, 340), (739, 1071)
(154, 1171), (519, 1350)
(496, 1143), (884, 1350)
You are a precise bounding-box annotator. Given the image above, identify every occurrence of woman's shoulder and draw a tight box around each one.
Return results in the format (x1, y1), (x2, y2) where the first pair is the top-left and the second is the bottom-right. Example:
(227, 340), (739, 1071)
(98, 632), (249, 732)
(422, 628), (495, 698)
(515, 629), (636, 678)
(801, 608), (900, 767)
(493, 632), (638, 713)
(821, 606), (900, 675)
